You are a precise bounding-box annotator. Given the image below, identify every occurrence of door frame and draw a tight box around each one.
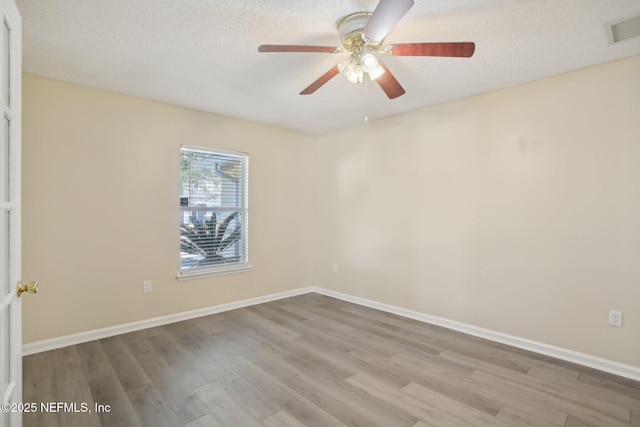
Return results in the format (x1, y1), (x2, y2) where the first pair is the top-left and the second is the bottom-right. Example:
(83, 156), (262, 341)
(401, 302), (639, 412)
(0, 0), (22, 426)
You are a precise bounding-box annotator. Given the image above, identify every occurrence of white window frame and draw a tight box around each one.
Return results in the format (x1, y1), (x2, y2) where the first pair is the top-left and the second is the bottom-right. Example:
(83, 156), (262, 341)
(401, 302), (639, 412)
(177, 145), (250, 280)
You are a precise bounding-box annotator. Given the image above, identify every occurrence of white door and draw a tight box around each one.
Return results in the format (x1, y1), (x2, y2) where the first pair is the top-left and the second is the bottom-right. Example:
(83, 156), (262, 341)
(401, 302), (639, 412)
(0, 0), (22, 426)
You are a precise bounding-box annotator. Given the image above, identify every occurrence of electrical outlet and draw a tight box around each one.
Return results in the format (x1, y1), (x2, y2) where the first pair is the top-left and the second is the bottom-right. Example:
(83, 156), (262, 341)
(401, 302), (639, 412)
(143, 280), (152, 294)
(331, 262), (338, 273)
(608, 310), (622, 327)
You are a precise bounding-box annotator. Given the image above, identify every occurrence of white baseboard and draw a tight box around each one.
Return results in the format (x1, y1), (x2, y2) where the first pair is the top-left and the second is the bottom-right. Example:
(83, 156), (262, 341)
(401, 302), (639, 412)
(311, 286), (640, 382)
(22, 287), (313, 356)
(23, 285), (640, 382)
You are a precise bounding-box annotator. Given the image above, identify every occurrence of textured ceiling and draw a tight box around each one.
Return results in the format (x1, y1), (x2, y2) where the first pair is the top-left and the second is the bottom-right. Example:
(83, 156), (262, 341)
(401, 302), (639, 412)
(16, 0), (640, 134)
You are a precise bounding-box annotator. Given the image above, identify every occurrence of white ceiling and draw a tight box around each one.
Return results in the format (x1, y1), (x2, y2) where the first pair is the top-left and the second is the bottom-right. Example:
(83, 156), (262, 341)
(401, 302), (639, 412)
(16, 0), (640, 134)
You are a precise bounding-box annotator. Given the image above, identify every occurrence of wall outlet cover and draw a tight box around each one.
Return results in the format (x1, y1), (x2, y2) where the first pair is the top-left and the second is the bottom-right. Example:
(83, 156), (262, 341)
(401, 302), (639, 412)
(608, 310), (622, 327)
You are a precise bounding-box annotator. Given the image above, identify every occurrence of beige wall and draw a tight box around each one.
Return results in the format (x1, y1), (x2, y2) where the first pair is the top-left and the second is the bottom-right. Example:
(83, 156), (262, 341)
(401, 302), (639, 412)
(313, 55), (640, 367)
(22, 74), (314, 343)
(23, 55), (640, 369)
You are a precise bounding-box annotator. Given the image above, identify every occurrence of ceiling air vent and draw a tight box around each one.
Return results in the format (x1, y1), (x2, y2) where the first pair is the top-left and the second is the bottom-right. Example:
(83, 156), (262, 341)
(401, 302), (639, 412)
(607, 13), (640, 44)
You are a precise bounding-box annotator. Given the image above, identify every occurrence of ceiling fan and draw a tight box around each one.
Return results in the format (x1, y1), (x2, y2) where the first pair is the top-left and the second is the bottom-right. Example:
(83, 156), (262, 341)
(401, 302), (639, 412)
(258, 0), (475, 99)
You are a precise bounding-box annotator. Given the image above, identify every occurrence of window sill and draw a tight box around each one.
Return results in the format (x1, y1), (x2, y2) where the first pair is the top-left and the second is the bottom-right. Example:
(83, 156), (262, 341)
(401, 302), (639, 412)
(177, 264), (253, 281)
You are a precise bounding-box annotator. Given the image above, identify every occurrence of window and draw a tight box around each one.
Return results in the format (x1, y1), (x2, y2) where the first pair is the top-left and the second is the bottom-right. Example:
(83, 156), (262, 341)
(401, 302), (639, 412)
(179, 146), (249, 278)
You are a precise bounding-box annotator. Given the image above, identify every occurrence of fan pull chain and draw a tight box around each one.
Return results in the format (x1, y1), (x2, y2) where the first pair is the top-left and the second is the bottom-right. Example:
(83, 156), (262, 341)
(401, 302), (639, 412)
(364, 76), (369, 124)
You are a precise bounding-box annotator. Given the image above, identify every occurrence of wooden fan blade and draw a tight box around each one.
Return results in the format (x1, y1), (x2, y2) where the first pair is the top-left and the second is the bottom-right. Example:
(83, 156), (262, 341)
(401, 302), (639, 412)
(387, 42), (475, 57)
(258, 45), (340, 53)
(375, 63), (405, 99)
(364, 0), (414, 43)
(300, 66), (340, 95)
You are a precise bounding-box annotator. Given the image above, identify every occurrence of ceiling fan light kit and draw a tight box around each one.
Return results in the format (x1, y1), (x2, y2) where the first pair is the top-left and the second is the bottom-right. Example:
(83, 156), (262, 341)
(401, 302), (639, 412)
(338, 61), (364, 84)
(258, 0), (475, 99)
(367, 65), (386, 81)
(360, 53), (379, 73)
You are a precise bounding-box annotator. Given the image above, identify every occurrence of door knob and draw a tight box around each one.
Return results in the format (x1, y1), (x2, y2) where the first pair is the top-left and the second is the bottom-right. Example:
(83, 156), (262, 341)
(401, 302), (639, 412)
(17, 281), (38, 297)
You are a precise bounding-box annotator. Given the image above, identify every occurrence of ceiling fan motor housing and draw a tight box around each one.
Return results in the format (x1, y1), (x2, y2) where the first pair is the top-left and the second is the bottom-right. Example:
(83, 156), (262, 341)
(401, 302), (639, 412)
(337, 12), (382, 55)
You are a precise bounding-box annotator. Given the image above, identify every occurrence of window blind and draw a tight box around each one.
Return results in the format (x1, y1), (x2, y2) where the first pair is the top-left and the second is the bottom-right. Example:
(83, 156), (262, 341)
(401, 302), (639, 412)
(179, 146), (249, 275)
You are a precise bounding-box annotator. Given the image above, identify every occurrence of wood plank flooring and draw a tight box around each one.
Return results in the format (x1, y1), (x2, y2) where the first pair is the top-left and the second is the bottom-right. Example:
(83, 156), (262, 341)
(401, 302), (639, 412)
(23, 293), (640, 427)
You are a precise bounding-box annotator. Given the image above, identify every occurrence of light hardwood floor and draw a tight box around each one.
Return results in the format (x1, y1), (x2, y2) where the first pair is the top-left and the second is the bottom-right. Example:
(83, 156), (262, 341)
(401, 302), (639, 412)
(23, 293), (640, 427)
